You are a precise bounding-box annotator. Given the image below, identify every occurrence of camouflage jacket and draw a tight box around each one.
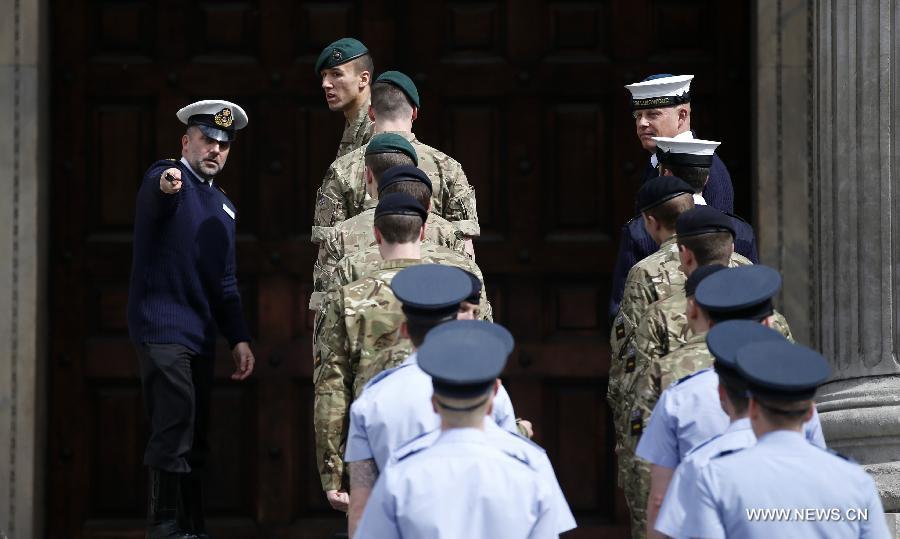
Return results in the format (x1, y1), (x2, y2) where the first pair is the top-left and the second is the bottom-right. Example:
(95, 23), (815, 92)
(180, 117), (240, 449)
(310, 208), (468, 309)
(607, 236), (681, 445)
(312, 132), (480, 242)
(327, 243), (493, 321)
(335, 98), (374, 160)
(313, 258), (417, 491)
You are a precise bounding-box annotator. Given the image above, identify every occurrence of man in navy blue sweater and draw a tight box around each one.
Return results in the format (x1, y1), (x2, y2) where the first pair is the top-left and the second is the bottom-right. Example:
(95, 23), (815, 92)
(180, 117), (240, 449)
(128, 100), (254, 539)
(609, 75), (738, 320)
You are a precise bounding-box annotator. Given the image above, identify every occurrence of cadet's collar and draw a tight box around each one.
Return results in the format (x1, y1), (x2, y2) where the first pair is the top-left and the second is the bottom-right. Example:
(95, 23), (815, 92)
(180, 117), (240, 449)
(437, 427), (488, 445)
(756, 429), (806, 447)
(402, 350), (419, 367)
(685, 331), (708, 345)
(378, 258), (421, 271)
(179, 157), (214, 187)
(379, 130), (417, 143)
(726, 417), (752, 433)
(347, 95), (371, 127)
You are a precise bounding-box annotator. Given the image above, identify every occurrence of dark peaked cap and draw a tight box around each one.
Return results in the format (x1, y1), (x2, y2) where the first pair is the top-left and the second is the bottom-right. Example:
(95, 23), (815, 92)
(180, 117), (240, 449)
(707, 320), (786, 374)
(637, 176), (694, 212)
(418, 320), (511, 399)
(695, 265), (781, 322)
(378, 165), (433, 195)
(426, 319), (514, 355)
(374, 192), (428, 221)
(390, 265), (472, 321)
(684, 264), (727, 297)
(736, 340), (830, 401)
(676, 206), (735, 238)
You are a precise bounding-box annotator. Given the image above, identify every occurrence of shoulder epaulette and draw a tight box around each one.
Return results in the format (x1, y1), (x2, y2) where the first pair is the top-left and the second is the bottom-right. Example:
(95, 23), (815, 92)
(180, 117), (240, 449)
(711, 447), (744, 460)
(824, 448), (857, 463)
(501, 448), (534, 469)
(501, 428), (546, 452)
(393, 428), (439, 461)
(395, 444), (428, 463)
(673, 369), (706, 386)
(687, 433), (723, 456)
(216, 184), (228, 195)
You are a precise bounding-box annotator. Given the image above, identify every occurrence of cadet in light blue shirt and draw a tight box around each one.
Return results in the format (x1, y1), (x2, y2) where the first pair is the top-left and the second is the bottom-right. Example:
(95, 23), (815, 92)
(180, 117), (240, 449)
(682, 339), (890, 539)
(344, 266), (521, 536)
(637, 266), (826, 537)
(655, 320), (786, 538)
(356, 321), (557, 538)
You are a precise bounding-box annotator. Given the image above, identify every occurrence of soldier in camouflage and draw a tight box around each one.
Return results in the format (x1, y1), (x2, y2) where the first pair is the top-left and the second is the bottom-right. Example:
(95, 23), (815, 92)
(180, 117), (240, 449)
(311, 148), (468, 311)
(314, 193), (462, 511)
(312, 70), (479, 245)
(316, 38), (375, 159)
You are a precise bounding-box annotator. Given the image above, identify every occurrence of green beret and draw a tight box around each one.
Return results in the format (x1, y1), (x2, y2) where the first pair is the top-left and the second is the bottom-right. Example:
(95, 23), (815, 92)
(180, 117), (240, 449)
(365, 133), (418, 165)
(315, 37), (369, 74)
(375, 71), (420, 108)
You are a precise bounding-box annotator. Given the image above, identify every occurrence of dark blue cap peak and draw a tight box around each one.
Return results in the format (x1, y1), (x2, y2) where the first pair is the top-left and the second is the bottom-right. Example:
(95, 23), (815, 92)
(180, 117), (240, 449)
(425, 319), (513, 355)
(391, 265), (472, 321)
(685, 264), (727, 297)
(695, 265), (782, 322)
(707, 320), (786, 372)
(637, 176), (694, 212)
(736, 340), (831, 401)
(643, 73), (675, 81)
(418, 320), (512, 398)
(676, 206), (735, 239)
(378, 165), (433, 195)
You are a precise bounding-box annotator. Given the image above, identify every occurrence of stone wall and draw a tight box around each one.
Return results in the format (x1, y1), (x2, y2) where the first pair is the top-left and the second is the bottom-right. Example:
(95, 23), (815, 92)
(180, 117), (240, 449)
(0, 0), (49, 537)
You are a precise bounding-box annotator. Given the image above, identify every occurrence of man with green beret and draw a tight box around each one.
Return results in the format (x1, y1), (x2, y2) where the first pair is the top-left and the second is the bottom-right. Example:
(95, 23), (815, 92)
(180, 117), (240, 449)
(316, 37), (375, 158)
(313, 192), (488, 512)
(312, 70), (480, 250)
(310, 143), (470, 311)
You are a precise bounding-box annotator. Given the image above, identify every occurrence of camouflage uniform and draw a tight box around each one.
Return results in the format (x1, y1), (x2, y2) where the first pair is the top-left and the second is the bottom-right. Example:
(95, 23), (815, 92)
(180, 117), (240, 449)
(313, 258), (417, 492)
(309, 208), (468, 310)
(328, 242), (493, 322)
(335, 98), (374, 160)
(312, 132), (480, 243)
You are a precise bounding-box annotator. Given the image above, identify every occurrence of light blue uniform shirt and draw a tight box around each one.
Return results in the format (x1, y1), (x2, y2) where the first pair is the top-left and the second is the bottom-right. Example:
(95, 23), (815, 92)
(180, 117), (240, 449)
(682, 430), (890, 539)
(635, 368), (826, 468)
(356, 428), (558, 539)
(655, 417), (756, 538)
(392, 419), (577, 534)
(344, 351), (518, 470)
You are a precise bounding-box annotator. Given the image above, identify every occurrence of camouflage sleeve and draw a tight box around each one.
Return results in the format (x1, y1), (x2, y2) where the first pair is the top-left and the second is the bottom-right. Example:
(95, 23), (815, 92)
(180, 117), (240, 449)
(772, 311), (794, 342)
(442, 159), (480, 237)
(310, 229), (346, 311)
(627, 354), (663, 453)
(313, 289), (353, 492)
(620, 272), (655, 332)
(608, 324), (636, 449)
(618, 314), (661, 437)
(312, 165), (348, 244)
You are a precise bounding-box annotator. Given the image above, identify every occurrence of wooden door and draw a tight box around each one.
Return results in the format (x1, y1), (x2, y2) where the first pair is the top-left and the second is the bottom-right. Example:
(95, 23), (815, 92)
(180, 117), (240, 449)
(48, 1), (749, 537)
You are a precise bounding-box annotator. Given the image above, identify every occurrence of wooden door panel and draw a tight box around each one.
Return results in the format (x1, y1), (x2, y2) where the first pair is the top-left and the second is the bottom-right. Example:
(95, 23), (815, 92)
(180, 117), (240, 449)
(50, 0), (750, 536)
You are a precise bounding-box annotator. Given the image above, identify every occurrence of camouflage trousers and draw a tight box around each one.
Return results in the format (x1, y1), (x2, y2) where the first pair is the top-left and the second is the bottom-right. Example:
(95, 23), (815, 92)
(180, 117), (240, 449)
(618, 439), (650, 539)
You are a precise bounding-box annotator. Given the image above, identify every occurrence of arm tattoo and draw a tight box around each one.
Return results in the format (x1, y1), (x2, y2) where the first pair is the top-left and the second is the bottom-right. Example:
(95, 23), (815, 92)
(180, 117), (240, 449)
(349, 458), (379, 489)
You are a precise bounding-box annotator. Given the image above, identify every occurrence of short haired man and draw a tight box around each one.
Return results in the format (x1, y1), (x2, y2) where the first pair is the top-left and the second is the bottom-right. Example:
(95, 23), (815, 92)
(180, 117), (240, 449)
(344, 267), (533, 535)
(127, 100), (255, 537)
(313, 70), (479, 246)
(355, 321), (557, 538)
(311, 158), (470, 310)
(635, 266), (826, 537)
(608, 74), (738, 320)
(681, 339), (888, 538)
(316, 37), (375, 158)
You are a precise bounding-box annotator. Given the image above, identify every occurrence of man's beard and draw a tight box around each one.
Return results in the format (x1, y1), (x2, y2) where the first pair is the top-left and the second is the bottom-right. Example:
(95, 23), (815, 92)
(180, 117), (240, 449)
(194, 158), (222, 180)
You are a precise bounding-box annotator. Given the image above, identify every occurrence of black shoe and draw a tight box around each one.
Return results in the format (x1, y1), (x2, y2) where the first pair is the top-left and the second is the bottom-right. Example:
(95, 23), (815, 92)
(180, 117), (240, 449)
(146, 468), (198, 539)
(178, 472), (210, 539)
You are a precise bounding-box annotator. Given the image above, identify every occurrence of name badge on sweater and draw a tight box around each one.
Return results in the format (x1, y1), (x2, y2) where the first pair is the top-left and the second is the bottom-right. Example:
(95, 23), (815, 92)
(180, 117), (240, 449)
(222, 204), (235, 219)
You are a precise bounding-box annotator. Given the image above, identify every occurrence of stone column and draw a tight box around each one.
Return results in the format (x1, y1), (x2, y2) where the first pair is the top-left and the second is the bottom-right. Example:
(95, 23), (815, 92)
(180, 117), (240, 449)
(812, 0), (900, 527)
(0, 0), (49, 537)
(756, 0), (900, 533)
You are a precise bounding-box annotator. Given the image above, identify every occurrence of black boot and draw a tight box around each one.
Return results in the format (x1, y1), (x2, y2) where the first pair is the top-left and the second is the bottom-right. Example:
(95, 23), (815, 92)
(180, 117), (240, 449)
(178, 473), (210, 539)
(146, 468), (198, 539)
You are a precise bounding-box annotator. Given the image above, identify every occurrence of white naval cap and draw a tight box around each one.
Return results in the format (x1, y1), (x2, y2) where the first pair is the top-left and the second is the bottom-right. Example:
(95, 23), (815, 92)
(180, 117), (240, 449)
(176, 100), (248, 142)
(653, 136), (720, 167)
(625, 74), (694, 110)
